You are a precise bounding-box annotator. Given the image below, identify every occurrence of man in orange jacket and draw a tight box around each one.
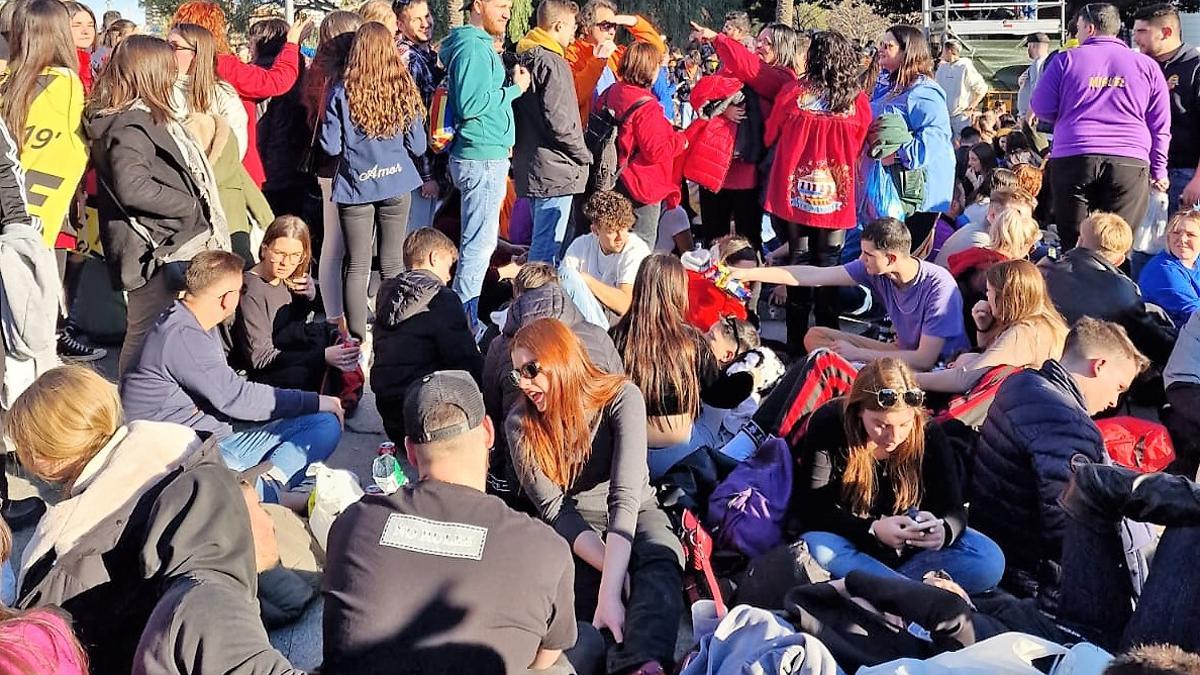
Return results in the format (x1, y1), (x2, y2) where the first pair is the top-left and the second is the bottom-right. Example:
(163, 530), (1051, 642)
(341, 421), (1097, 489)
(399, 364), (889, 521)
(563, 0), (665, 123)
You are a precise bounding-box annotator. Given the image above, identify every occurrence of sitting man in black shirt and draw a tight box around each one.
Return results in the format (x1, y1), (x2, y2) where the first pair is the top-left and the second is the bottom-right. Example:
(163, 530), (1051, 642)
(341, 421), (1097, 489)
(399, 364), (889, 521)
(322, 371), (602, 675)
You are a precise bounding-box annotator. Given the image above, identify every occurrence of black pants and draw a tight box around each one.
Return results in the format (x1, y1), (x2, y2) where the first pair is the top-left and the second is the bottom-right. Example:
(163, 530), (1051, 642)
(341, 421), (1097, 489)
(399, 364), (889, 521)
(340, 194), (410, 341)
(1165, 382), (1200, 479)
(781, 219), (845, 354)
(698, 187), (762, 251)
(573, 506), (683, 673)
(1049, 154), (1150, 251)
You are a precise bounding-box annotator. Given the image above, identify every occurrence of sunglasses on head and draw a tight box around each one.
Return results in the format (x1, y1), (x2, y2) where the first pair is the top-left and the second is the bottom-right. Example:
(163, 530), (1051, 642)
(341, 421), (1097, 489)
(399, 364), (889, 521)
(507, 360), (542, 386)
(867, 387), (925, 409)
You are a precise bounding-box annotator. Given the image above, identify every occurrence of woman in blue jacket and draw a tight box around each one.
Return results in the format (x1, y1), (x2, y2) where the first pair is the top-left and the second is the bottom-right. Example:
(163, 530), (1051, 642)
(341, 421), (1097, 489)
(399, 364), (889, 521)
(1139, 210), (1200, 329)
(870, 25), (955, 214)
(320, 21), (427, 342)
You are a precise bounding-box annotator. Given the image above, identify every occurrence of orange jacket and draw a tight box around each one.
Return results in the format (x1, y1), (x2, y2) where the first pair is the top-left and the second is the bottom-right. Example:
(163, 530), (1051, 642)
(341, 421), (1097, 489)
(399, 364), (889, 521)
(563, 16), (666, 123)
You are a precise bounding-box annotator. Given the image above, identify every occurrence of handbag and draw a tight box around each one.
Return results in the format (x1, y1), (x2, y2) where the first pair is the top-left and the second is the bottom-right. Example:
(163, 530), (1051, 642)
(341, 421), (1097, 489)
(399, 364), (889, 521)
(319, 333), (365, 417)
(296, 116), (322, 176)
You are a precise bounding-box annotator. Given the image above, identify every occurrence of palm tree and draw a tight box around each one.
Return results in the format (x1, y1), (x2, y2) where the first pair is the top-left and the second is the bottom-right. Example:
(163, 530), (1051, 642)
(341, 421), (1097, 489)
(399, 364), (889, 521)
(776, 0), (794, 26)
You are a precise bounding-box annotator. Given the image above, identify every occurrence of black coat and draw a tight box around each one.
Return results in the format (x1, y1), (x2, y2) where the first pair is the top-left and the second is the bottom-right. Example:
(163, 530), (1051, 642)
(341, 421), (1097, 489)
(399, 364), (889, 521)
(1040, 248), (1177, 365)
(971, 359), (1104, 612)
(85, 108), (212, 292)
(512, 44), (591, 198)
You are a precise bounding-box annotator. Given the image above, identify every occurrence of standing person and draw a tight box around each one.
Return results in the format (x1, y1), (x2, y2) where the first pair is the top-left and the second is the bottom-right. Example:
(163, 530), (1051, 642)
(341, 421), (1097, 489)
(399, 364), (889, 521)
(691, 20), (805, 119)
(1031, 2), (1171, 251)
(88, 7), (120, 71)
(249, 18), (314, 219)
(507, 318), (683, 675)
(320, 21), (428, 344)
(85, 36), (229, 376)
(721, 10), (751, 46)
(394, 0), (446, 232)
(761, 30), (872, 354)
(301, 10), (364, 336)
(1133, 4), (1200, 213)
(62, 2), (95, 92)
(872, 25), (956, 214)
(171, 1), (309, 188)
(564, 0), (665, 123)
(514, 0), (591, 264)
(358, 0), (398, 33)
(441, 0), (531, 327)
(1016, 32), (1050, 122)
(934, 39), (988, 138)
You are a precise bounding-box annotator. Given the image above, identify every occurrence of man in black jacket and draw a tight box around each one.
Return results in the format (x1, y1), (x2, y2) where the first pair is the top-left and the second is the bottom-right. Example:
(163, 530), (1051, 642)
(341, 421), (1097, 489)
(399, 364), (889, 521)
(373, 228), (483, 444)
(513, 0), (592, 264)
(971, 317), (1148, 612)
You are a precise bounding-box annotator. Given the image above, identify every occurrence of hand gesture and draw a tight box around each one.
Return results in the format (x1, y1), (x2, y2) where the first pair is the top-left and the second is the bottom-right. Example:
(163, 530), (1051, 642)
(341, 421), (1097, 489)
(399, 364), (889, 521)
(594, 40), (617, 60)
(690, 21), (717, 42)
(971, 299), (994, 332)
(592, 592), (626, 643)
(286, 274), (312, 295)
(287, 16), (314, 44)
(722, 104), (746, 124)
(324, 343), (358, 372)
(611, 14), (638, 26)
(513, 64), (532, 93)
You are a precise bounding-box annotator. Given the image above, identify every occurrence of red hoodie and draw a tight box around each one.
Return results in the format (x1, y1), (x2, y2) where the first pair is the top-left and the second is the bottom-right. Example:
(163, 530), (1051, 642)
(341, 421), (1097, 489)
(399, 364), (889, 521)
(76, 49), (93, 93)
(216, 44), (300, 187)
(603, 82), (687, 208)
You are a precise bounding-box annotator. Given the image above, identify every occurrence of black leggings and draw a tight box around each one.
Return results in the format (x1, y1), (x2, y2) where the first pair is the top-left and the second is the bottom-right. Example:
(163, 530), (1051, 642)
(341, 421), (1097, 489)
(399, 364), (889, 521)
(698, 187), (763, 251)
(339, 194), (411, 342)
(781, 219), (845, 354)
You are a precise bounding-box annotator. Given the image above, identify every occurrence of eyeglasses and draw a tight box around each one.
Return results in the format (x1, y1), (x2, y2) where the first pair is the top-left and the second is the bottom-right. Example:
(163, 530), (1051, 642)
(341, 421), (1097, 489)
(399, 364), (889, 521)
(267, 248), (304, 263)
(866, 387), (925, 409)
(722, 315), (747, 358)
(169, 42), (197, 52)
(596, 21), (617, 31)
(507, 360), (542, 386)
(1079, 3), (1098, 27)
(218, 285), (245, 302)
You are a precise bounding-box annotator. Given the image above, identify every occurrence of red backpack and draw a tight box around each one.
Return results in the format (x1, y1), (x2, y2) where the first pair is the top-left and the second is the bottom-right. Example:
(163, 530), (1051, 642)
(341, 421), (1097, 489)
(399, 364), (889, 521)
(1095, 417), (1175, 473)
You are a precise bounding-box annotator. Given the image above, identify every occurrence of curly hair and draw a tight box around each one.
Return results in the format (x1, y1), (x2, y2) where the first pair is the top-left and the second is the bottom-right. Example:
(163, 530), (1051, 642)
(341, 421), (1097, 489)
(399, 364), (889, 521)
(582, 190), (635, 233)
(171, 0), (230, 54)
(803, 30), (863, 115)
(344, 22), (423, 138)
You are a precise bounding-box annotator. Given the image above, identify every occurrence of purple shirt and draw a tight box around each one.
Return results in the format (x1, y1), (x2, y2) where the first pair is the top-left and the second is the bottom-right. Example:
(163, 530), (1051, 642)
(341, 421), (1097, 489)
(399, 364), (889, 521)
(1031, 36), (1172, 180)
(845, 259), (969, 360)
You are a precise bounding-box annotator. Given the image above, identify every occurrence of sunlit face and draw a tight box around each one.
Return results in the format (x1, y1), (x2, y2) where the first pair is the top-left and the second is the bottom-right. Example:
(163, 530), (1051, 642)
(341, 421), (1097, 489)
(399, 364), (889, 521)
(167, 31), (196, 75)
(858, 240), (894, 276)
(262, 236), (305, 281)
(511, 347), (551, 412)
(70, 10), (96, 50)
(1077, 355), (1139, 415)
(475, 0), (511, 38)
(549, 14), (577, 49)
(594, 225), (629, 255)
(861, 406), (916, 455)
(968, 150), (982, 174)
(1132, 20), (1168, 56)
(755, 27), (776, 64)
(706, 324), (739, 366)
(399, 1), (434, 44)
(589, 5), (616, 44)
(878, 31), (903, 72)
(1168, 218), (1200, 264)
(722, 19), (745, 40)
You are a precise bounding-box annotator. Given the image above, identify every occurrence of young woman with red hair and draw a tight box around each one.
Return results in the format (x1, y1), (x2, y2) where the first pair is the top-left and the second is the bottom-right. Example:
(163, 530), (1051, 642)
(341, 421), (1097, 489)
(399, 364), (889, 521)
(507, 317), (683, 675)
(170, 0), (311, 187)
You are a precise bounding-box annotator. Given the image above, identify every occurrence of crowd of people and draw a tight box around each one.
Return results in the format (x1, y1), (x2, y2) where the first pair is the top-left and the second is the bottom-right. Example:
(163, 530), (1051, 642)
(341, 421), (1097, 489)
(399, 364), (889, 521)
(1, 0), (1200, 672)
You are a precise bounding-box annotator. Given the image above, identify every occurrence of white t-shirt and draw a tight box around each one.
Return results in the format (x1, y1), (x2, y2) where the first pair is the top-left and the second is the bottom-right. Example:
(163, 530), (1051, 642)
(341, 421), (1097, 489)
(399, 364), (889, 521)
(562, 232), (651, 287)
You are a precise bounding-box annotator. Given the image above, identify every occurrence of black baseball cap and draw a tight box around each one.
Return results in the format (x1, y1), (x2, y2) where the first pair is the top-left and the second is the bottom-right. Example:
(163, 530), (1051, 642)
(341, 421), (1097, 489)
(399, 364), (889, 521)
(1023, 32), (1051, 44)
(403, 371), (486, 444)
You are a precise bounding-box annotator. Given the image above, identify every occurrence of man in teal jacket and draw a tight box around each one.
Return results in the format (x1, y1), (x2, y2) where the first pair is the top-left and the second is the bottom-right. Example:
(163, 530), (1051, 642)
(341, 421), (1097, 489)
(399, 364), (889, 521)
(442, 0), (531, 328)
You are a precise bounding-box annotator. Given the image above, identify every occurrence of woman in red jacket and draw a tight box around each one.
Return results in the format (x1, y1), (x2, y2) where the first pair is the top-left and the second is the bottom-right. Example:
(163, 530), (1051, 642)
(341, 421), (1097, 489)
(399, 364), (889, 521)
(763, 31), (870, 354)
(691, 20), (806, 120)
(602, 41), (686, 249)
(63, 2), (95, 92)
(171, 1), (308, 187)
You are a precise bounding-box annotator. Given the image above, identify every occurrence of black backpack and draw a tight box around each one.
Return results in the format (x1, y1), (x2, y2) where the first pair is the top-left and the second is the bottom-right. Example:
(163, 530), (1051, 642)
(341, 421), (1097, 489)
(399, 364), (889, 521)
(584, 92), (653, 192)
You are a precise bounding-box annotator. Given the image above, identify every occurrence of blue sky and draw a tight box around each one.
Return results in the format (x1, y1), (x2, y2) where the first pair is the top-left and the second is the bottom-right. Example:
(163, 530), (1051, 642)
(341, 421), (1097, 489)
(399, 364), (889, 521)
(101, 0), (145, 25)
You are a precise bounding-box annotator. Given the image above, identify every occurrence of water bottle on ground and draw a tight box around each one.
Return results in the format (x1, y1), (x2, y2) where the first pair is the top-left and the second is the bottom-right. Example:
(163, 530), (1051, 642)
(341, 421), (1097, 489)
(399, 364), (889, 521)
(371, 442), (408, 495)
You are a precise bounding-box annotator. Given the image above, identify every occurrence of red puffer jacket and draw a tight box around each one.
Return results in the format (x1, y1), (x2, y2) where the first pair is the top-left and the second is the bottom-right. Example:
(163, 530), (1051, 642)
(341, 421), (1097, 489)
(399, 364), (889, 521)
(683, 76), (742, 193)
(605, 82), (687, 207)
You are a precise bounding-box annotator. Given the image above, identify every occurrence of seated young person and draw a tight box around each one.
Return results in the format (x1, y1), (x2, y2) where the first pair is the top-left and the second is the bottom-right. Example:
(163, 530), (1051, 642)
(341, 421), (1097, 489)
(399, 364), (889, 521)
(233, 216), (358, 391)
(1137, 210), (1200, 329)
(917, 259), (1068, 394)
(507, 318), (683, 675)
(121, 251), (344, 506)
(732, 217), (970, 371)
(559, 190), (651, 328)
(935, 184), (1037, 267)
(372, 228), (483, 444)
(323, 371), (600, 675)
(794, 358), (1005, 595)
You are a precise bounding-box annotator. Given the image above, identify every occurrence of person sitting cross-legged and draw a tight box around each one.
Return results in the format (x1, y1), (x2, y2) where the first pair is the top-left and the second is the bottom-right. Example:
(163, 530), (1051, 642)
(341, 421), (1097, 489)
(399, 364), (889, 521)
(121, 250), (344, 508)
(732, 217), (970, 371)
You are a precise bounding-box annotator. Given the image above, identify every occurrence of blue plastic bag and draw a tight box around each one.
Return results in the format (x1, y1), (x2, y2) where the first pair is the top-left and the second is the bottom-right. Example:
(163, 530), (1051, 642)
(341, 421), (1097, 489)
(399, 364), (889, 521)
(857, 158), (906, 224)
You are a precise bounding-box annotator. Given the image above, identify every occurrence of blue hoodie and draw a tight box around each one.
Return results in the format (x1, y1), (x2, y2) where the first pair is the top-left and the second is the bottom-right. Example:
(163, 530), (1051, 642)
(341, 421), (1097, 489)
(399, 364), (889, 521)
(441, 25), (521, 160)
(870, 75), (955, 213)
(320, 82), (427, 206)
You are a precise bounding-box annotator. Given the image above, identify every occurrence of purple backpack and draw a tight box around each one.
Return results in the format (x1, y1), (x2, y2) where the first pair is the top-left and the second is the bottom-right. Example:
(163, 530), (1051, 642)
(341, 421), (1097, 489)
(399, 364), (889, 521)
(706, 436), (793, 558)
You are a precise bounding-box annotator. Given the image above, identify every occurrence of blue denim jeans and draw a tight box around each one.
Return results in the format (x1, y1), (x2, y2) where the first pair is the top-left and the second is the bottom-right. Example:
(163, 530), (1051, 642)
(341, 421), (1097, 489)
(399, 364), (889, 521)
(557, 265), (609, 329)
(803, 527), (1006, 595)
(528, 195), (574, 264)
(406, 187), (442, 234)
(449, 157), (508, 324)
(218, 412), (342, 502)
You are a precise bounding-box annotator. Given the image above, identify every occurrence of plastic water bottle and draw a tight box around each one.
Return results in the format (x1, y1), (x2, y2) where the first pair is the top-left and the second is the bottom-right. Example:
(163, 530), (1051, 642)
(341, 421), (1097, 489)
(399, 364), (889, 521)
(371, 442), (408, 495)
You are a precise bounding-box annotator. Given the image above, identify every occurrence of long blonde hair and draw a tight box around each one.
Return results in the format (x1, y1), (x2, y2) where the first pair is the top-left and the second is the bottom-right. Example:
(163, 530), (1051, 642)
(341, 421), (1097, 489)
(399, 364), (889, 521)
(985, 259), (1068, 343)
(840, 358), (926, 517)
(343, 21), (423, 138)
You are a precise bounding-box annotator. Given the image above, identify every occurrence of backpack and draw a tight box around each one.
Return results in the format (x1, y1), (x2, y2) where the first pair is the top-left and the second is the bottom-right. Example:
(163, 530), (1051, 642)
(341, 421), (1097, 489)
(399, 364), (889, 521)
(584, 92), (653, 192)
(1095, 416), (1175, 472)
(707, 436), (793, 558)
(428, 85), (455, 154)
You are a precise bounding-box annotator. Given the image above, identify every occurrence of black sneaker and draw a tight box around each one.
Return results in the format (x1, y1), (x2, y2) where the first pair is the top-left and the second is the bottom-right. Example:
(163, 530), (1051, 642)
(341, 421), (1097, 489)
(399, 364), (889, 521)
(57, 331), (107, 362)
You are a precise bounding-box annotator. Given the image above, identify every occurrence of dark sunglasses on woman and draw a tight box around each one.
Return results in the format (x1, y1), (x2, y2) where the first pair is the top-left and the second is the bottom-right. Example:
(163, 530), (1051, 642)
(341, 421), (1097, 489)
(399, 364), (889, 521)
(867, 387), (925, 409)
(508, 360), (542, 386)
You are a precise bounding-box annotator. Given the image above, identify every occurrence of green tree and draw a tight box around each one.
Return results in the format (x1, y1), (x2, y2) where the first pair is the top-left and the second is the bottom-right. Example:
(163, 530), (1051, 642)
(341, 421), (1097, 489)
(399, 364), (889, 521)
(507, 0), (533, 42)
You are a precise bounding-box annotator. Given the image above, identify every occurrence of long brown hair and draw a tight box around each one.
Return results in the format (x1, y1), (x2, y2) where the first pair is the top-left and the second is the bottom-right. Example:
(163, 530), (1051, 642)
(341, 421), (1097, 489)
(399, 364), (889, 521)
(884, 25), (934, 95)
(302, 10), (364, 128)
(88, 35), (178, 125)
(171, 23), (226, 115)
(170, 0), (231, 54)
(513, 318), (629, 489)
(0, 0), (78, 138)
(343, 22), (422, 138)
(609, 254), (700, 429)
(985, 259), (1068, 341)
(840, 358), (926, 517)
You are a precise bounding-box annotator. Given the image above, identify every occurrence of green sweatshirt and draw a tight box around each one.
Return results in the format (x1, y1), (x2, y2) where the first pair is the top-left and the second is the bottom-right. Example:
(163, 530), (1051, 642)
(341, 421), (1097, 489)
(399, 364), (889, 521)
(441, 25), (521, 160)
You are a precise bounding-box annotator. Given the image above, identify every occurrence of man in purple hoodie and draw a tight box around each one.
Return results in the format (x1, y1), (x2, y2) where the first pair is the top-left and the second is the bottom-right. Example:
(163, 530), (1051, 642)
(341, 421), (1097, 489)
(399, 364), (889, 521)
(1032, 2), (1171, 251)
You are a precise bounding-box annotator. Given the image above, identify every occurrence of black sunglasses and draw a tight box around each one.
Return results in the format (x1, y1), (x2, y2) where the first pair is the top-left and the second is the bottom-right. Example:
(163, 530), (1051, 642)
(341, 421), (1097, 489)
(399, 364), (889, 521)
(867, 387), (925, 409)
(508, 360), (542, 386)
(596, 20), (618, 31)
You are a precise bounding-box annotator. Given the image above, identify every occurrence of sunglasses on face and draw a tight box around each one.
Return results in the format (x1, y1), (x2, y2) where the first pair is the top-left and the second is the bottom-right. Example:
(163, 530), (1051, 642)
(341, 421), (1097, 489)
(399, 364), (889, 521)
(596, 21), (618, 31)
(508, 360), (542, 386)
(867, 387), (925, 409)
